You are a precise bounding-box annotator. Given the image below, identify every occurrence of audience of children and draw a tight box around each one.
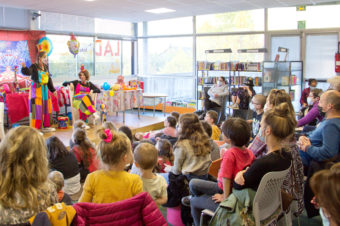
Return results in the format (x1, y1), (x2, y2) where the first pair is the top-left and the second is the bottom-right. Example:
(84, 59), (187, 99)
(300, 78), (317, 107)
(79, 128), (143, 203)
(204, 110), (221, 140)
(1, 74), (339, 226)
(247, 94), (266, 138)
(46, 136), (82, 200)
(171, 113), (212, 180)
(297, 88), (323, 128)
(48, 171), (73, 205)
(155, 139), (173, 173)
(0, 126), (58, 224)
(200, 120), (220, 161)
(71, 128), (99, 182)
(188, 118), (255, 226)
(134, 143), (168, 205)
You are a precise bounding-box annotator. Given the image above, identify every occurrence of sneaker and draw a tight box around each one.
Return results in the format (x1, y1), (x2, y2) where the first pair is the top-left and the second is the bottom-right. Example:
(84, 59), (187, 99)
(228, 103), (239, 109)
(181, 195), (192, 207)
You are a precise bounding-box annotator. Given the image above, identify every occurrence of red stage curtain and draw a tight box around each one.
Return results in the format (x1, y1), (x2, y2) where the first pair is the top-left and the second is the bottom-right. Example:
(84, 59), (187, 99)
(0, 30), (46, 63)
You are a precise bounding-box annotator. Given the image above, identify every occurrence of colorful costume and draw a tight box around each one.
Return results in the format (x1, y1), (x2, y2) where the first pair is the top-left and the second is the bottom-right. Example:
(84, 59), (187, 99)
(21, 64), (55, 129)
(62, 80), (100, 121)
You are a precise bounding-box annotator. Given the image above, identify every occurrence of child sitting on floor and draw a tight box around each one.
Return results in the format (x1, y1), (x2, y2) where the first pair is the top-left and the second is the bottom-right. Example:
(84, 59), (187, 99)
(79, 128), (143, 203)
(70, 120), (87, 148)
(134, 143), (168, 205)
(48, 171), (73, 205)
(204, 110), (221, 140)
(155, 139), (173, 173)
(71, 128), (99, 183)
(187, 118), (255, 226)
(135, 116), (177, 140)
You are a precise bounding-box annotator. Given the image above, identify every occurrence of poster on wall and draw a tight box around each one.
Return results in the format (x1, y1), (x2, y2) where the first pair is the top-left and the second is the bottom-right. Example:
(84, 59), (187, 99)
(95, 39), (121, 77)
(0, 41), (31, 85)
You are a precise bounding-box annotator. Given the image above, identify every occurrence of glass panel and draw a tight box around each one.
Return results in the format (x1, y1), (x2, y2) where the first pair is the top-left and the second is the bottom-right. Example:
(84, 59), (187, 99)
(139, 37), (193, 75)
(95, 18), (133, 36)
(138, 22), (143, 36)
(47, 34), (77, 85)
(305, 34), (338, 79)
(122, 41), (132, 76)
(196, 9), (264, 33)
(269, 5), (340, 30)
(147, 17), (193, 35)
(95, 39), (121, 82)
(271, 36), (300, 61)
(196, 35), (265, 62)
(141, 76), (195, 100)
(77, 36), (94, 77)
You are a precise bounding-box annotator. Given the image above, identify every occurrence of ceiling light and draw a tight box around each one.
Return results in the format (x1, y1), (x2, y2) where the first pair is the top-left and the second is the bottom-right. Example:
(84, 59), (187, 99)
(145, 8), (176, 14)
(84, 0), (96, 2)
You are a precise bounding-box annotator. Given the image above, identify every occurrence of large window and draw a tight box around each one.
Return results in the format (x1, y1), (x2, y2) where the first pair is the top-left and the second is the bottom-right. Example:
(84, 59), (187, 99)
(146, 17), (193, 36)
(95, 19), (133, 36)
(95, 39), (121, 81)
(122, 41), (132, 76)
(271, 36), (300, 61)
(268, 5), (340, 30)
(47, 35), (94, 85)
(196, 9), (264, 33)
(305, 34), (338, 80)
(196, 34), (265, 62)
(138, 37), (193, 75)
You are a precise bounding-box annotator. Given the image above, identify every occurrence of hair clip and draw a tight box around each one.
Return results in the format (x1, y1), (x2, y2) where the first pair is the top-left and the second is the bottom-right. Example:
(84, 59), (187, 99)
(80, 64), (85, 72)
(104, 129), (113, 143)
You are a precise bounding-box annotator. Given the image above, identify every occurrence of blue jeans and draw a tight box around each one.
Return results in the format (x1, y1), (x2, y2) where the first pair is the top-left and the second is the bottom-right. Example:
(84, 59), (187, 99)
(299, 150), (313, 166)
(189, 179), (223, 226)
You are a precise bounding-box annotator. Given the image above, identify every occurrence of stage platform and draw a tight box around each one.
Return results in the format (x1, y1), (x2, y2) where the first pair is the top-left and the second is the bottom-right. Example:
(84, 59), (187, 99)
(43, 112), (166, 147)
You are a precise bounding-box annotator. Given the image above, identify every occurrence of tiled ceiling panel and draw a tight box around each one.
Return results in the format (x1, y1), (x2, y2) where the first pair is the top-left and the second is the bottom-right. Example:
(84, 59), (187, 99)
(0, 0), (338, 22)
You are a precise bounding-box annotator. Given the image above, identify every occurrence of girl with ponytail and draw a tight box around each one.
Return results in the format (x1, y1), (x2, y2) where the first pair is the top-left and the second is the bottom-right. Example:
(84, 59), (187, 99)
(78, 127), (142, 203)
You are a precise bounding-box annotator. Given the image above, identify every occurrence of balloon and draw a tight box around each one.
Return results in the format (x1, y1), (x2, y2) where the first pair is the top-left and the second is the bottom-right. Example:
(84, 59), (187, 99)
(109, 90), (114, 97)
(102, 82), (111, 91)
(37, 37), (53, 56)
(67, 33), (80, 58)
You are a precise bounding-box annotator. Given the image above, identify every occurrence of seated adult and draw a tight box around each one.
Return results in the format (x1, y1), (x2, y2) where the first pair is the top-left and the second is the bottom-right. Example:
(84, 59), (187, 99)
(299, 90), (340, 167)
(297, 88), (323, 128)
(300, 78), (317, 107)
(327, 76), (340, 92)
(204, 76), (228, 113)
(63, 65), (100, 122)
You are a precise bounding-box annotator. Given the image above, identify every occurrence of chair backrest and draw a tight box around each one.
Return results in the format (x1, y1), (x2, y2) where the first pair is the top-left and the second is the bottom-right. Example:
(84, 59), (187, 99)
(252, 163), (292, 225)
(208, 158), (222, 178)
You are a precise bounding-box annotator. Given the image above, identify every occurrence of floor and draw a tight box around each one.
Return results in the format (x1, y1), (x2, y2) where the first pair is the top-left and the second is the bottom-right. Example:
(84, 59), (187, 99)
(42, 109), (167, 147)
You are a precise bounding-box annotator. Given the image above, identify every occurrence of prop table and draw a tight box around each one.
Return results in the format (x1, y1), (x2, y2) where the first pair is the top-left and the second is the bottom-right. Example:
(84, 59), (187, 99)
(142, 93), (168, 117)
(96, 89), (143, 123)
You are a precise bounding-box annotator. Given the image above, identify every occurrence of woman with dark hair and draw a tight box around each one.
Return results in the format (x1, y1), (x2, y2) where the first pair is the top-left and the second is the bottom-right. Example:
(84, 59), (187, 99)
(71, 128), (99, 182)
(171, 113), (212, 180)
(21, 51), (57, 131)
(46, 136), (81, 200)
(63, 65), (100, 122)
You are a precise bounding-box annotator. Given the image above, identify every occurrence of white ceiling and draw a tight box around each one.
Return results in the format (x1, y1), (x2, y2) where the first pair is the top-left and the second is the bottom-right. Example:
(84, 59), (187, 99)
(0, 0), (338, 22)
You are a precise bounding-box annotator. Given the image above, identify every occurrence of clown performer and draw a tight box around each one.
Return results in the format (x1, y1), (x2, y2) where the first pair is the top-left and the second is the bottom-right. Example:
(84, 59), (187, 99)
(21, 51), (57, 132)
(63, 65), (100, 125)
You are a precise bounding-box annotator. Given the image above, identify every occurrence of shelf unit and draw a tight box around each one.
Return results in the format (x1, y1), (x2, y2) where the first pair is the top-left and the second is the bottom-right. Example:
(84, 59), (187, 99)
(262, 61), (303, 112)
(196, 61), (263, 111)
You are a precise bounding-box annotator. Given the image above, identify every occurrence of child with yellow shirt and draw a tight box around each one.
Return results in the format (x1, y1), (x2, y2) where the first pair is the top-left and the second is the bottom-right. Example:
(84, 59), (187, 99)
(204, 110), (221, 140)
(79, 128), (143, 203)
